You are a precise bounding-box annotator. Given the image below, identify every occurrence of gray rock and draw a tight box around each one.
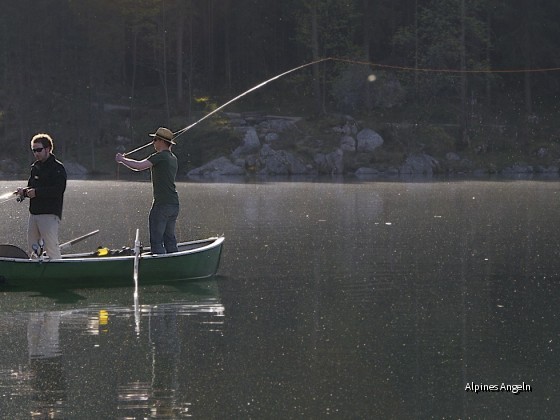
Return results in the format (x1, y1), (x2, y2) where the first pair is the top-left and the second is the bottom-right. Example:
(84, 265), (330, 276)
(356, 129), (383, 152)
(187, 156), (245, 177)
(333, 118), (358, 136)
(258, 144), (308, 175)
(314, 149), (344, 174)
(264, 132), (280, 143)
(64, 161), (88, 176)
(400, 154), (439, 175)
(263, 118), (297, 132)
(231, 127), (261, 158)
(340, 135), (356, 152)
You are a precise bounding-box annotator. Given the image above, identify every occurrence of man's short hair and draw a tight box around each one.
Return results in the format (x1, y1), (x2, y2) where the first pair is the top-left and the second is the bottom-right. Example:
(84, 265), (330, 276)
(31, 133), (54, 151)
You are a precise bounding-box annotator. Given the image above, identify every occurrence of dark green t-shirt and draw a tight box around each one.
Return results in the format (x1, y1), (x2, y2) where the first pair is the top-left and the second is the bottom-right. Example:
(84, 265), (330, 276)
(148, 150), (179, 205)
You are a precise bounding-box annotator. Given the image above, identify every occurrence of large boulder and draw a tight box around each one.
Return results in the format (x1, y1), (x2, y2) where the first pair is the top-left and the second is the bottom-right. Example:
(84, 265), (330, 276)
(340, 136), (356, 152)
(314, 149), (344, 174)
(356, 129), (383, 153)
(258, 118), (298, 132)
(187, 156), (245, 177)
(64, 161), (88, 176)
(231, 127), (261, 158)
(400, 154), (439, 175)
(258, 144), (309, 175)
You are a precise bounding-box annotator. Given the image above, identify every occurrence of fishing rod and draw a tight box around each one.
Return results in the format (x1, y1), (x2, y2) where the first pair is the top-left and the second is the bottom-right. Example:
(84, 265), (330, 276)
(120, 53), (560, 156)
(123, 57), (332, 157)
(0, 191), (17, 205)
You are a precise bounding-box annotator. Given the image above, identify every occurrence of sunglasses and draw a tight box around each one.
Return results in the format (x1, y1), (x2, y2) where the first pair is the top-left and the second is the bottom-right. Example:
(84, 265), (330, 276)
(32, 147), (45, 153)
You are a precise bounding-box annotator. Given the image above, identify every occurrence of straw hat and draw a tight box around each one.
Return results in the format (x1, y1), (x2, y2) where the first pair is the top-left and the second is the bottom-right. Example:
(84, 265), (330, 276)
(149, 127), (176, 145)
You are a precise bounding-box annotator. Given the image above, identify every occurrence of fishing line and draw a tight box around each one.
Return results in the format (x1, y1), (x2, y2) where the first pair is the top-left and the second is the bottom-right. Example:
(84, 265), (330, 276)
(330, 57), (560, 74)
(123, 56), (560, 156)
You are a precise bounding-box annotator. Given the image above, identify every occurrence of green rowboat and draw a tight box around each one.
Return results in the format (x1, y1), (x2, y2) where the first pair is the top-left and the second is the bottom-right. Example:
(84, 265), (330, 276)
(0, 237), (224, 288)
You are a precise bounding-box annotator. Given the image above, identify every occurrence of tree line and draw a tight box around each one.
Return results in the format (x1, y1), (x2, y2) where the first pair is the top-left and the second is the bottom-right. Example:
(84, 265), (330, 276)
(1, 0), (559, 159)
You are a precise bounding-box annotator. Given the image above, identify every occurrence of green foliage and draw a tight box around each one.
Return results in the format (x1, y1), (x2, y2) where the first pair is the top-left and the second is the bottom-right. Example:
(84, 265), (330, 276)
(331, 65), (371, 113)
(293, 0), (360, 57)
(393, 0), (490, 101)
(2, 0), (560, 170)
(415, 125), (457, 154)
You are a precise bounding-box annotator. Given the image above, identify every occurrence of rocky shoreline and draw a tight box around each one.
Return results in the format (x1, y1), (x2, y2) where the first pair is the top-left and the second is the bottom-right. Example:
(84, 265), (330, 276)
(2, 112), (558, 180)
(185, 113), (560, 179)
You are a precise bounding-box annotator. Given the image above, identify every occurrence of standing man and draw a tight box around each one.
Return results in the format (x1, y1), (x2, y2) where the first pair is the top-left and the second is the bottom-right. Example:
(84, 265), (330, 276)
(18, 133), (67, 259)
(115, 127), (180, 254)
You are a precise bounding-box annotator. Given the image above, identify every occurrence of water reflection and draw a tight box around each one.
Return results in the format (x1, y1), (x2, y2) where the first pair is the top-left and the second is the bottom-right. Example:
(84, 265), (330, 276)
(0, 280), (223, 418)
(28, 312), (65, 418)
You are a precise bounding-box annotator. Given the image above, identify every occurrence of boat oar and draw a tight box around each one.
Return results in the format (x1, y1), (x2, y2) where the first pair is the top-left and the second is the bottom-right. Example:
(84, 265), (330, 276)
(60, 230), (100, 252)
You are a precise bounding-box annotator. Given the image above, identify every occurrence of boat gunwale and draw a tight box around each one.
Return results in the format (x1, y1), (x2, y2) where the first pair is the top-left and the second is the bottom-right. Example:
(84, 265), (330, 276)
(0, 236), (224, 264)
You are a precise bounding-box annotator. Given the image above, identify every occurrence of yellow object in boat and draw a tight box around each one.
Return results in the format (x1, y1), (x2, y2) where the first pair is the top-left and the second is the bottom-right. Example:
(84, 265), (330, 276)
(96, 247), (109, 257)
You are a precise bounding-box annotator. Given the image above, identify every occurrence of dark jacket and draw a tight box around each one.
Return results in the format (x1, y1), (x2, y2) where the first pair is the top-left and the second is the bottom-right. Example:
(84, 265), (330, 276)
(27, 154), (67, 219)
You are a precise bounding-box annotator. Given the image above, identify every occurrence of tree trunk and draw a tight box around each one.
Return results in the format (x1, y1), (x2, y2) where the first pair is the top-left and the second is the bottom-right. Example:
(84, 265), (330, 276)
(485, 6), (492, 105)
(521, 0), (532, 148)
(523, 9), (532, 117)
(363, 0), (372, 111)
(459, 0), (469, 148)
(186, 2), (193, 120)
(2, 24), (8, 143)
(130, 30), (138, 138)
(161, 1), (170, 124)
(176, 4), (185, 111)
(207, 0), (215, 92)
(224, 0), (232, 94)
(414, 0), (419, 102)
(310, 2), (322, 114)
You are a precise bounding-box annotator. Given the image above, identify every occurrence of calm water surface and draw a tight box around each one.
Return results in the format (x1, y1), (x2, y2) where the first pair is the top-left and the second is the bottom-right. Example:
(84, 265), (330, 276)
(0, 178), (559, 418)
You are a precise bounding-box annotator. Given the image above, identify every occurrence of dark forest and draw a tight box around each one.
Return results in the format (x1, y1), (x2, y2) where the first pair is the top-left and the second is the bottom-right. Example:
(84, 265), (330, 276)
(2, 0), (560, 174)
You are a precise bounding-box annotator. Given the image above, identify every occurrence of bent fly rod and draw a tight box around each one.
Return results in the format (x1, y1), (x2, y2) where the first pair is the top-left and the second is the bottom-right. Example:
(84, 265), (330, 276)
(0, 191), (17, 205)
(123, 57), (331, 157)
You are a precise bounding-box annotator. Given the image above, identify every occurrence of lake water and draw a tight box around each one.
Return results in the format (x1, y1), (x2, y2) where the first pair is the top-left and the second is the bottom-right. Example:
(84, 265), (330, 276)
(0, 177), (558, 418)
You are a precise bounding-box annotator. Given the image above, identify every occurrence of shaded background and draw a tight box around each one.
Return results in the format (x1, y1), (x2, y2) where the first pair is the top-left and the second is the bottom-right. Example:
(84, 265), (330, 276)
(1, 0), (560, 174)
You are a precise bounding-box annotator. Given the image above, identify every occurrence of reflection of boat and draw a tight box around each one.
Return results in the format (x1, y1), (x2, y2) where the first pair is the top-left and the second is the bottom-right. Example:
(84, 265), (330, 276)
(0, 279), (224, 418)
(0, 237), (224, 288)
(0, 277), (223, 312)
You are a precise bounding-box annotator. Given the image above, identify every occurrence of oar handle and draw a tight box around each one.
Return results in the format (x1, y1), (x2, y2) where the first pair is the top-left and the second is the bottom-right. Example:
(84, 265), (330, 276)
(60, 229), (100, 251)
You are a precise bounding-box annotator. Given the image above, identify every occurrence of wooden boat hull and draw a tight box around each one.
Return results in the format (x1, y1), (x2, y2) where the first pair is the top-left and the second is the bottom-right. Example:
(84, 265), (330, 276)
(0, 237), (224, 288)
